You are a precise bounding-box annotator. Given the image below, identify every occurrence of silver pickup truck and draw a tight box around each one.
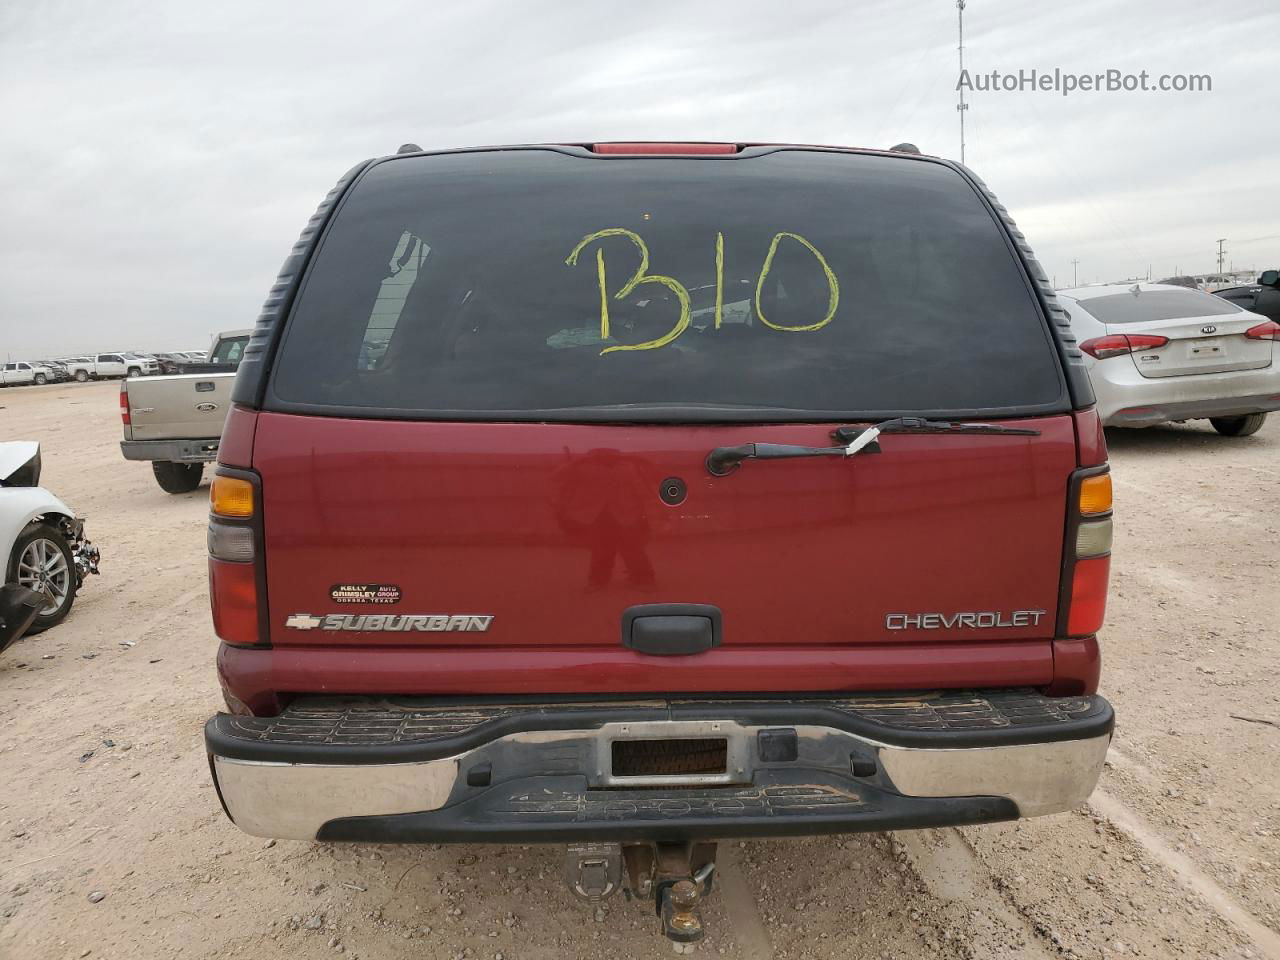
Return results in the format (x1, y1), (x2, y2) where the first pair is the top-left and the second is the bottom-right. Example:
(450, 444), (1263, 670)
(119, 330), (250, 492)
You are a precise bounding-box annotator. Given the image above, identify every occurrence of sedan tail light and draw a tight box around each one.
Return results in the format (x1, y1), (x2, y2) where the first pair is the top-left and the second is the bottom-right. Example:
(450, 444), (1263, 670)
(1244, 320), (1280, 340)
(1079, 334), (1170, 359)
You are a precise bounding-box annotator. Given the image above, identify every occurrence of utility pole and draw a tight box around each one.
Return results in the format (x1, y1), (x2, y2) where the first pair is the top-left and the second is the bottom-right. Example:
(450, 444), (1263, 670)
(1071, 259), (1080, 287)
(956, 0), (968, 165)
(1216, 238), (1227, 279)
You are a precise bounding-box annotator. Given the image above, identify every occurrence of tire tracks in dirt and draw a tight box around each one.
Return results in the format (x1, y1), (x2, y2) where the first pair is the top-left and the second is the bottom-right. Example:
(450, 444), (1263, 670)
(716, 844), (774, 960)
(1092, 751), (1280, 959)
(897, 828), (1060, 959)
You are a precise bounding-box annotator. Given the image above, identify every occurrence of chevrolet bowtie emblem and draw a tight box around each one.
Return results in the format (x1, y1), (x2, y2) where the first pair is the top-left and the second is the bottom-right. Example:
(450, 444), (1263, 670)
(284, 614), (323, 630)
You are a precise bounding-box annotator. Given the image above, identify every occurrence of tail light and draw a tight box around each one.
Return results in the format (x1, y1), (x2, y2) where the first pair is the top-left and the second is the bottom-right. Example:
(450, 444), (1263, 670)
(119, 382), (130, 425)
(1079, 334), (1169, 359)
(208, 469), (265, 647)
(1058, 468), (1112, 638)
(1245, 320), (1280, 340)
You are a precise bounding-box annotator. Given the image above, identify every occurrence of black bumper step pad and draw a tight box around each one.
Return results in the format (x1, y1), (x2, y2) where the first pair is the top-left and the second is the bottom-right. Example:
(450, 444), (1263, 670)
(208, 689), (1112, 764)
(315, 769), (1019, 843)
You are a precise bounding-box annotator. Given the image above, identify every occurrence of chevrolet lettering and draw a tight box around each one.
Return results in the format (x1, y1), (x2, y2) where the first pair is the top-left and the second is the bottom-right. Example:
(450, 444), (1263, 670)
(885, 609), (1048, 630)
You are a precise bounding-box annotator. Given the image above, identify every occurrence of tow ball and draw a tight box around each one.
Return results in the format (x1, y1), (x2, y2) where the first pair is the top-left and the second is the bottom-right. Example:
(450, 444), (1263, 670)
(565, 841), (718, 949)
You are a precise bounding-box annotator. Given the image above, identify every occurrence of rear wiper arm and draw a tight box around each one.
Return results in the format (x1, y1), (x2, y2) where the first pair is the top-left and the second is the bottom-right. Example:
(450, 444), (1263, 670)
(831, 417), (1040, 444)
(706, 429), (884, 477)
(707, 417), (1040, 477)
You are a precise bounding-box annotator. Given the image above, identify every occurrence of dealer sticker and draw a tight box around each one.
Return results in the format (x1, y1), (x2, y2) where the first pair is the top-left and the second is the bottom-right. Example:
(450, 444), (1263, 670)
(330, 583), (402, 605)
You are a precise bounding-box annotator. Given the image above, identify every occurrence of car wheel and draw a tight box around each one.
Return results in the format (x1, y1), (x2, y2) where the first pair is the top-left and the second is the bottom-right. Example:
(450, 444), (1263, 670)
(152, 461), (204, 493)
(127, 366), (142, 378)
(34, 373), (47, 385)
(75, 370), (88, 382)
(8, 523), (78, 634)
(1210, 413), (1267, 437)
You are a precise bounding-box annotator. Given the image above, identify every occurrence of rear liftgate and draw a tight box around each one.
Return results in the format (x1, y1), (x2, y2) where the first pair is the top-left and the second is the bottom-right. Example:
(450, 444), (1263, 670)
(563, 726), (735, 949)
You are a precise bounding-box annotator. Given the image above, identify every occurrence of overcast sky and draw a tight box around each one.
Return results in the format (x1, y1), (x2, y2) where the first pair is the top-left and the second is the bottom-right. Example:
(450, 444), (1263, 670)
(1, 0), (1277, 358)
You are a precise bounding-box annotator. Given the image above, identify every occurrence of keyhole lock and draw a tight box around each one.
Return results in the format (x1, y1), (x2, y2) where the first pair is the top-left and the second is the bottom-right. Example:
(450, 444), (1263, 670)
(659, 477), (687, 505)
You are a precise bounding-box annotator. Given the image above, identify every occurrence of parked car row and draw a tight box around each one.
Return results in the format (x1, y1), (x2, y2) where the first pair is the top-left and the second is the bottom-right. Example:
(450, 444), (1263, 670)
(149, 350), (210, 375)
(0, 349), (211, 387)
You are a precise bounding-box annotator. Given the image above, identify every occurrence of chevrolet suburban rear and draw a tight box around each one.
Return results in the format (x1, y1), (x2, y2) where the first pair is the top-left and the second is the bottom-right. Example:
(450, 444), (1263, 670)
(203, 142), (1114, 944)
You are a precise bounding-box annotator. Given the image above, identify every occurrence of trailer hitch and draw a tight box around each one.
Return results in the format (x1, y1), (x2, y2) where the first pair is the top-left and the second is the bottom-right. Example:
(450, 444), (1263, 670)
(638, 842), (718, 949)
(564, 840), (718, 948)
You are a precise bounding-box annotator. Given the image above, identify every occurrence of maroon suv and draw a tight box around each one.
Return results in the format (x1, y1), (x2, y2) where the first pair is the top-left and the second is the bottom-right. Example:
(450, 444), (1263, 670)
(204, 142), (1114, 943)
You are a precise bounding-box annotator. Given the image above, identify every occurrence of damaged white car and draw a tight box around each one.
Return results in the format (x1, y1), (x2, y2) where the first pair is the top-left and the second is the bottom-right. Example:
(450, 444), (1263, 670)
(0, 442), (100, 652)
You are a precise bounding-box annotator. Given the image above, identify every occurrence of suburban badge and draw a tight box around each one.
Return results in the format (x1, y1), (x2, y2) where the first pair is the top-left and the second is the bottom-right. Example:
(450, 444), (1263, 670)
(285, 613), (493, 632)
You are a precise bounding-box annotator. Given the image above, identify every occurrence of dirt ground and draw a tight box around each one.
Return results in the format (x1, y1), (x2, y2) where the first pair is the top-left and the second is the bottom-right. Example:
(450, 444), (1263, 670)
(1, 379), (1278, 960)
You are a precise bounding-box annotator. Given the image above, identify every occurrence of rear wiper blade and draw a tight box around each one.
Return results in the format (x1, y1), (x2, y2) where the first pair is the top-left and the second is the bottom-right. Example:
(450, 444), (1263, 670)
(708, 417), (1040, 477)
(831, 417), (1040, 444)
(706, 430), (884, 477)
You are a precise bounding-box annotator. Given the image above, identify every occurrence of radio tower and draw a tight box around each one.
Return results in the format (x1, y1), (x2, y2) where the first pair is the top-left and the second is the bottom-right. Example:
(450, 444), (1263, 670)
(956, 0), (969, 165)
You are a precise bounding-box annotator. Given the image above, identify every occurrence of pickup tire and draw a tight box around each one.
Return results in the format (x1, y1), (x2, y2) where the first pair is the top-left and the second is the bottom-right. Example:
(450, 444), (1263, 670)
(74, 370), (89, 382)
(1210, 413), (1267, 437)
(152, 461), (204, 494)
(34, 373), (47, 385)
(7, 523), (77, 634)
(127, 366), (142, 378)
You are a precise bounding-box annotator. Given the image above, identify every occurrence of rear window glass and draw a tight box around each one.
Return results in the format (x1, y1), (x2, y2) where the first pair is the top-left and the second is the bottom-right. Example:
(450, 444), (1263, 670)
(1079, 289), (1241, 325)
(271, 149), (1065, 420)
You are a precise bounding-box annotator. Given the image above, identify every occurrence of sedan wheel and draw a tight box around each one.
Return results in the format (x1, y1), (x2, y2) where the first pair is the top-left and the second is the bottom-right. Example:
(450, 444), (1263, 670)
(8, 525), (78, 634)
(1210, 413), (1267, 437)
(17, 536), (71, 616)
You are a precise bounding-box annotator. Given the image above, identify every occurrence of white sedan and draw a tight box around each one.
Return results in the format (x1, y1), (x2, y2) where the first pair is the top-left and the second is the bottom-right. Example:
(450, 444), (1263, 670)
(1058, 283), (1280, 435)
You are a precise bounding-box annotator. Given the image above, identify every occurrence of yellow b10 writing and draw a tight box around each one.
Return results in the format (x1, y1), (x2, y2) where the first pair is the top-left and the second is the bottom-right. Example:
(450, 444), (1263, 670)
(565, 228), (840, 355)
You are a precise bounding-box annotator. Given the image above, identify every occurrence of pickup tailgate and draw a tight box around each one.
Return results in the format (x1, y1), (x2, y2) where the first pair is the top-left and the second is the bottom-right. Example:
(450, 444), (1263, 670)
(124, 373), (234, 441)
(256, 412), (1076, 653)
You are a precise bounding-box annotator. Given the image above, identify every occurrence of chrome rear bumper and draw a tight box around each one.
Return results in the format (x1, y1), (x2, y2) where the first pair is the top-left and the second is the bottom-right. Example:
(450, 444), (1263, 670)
(207, 691), (1113, 842)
